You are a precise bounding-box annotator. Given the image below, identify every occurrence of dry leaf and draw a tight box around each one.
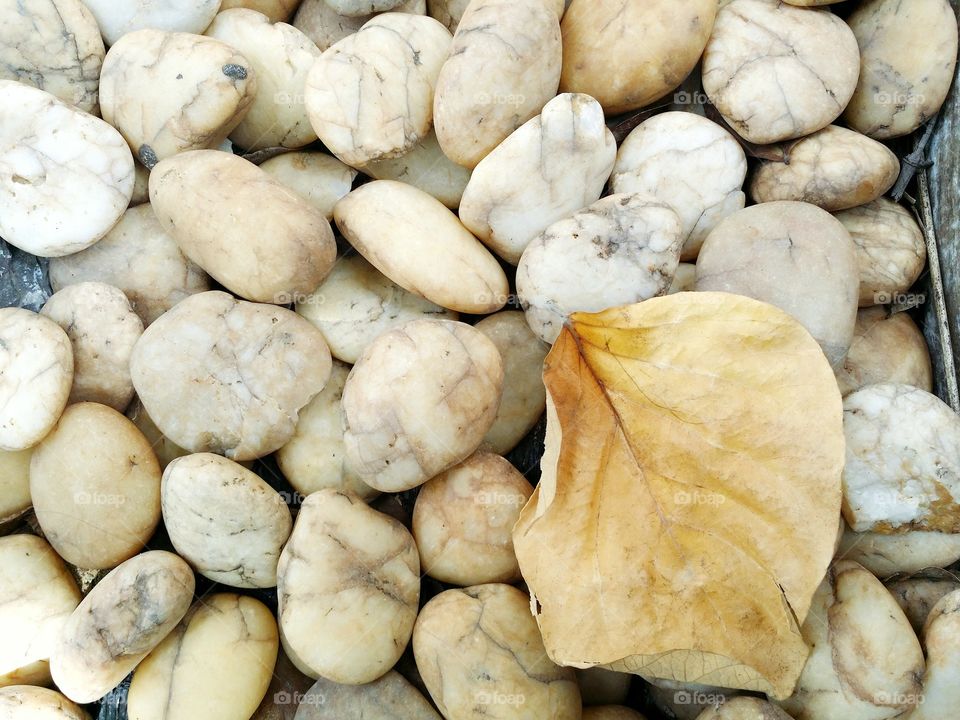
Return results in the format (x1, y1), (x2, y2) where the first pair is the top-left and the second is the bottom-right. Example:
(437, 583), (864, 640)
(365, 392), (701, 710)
(513, 292), (845, 700)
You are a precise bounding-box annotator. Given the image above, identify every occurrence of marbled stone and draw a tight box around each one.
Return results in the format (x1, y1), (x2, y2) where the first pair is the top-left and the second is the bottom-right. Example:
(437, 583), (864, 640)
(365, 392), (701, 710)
(697, 698), (792, 720)
(30, 402), (162, 569)
(696, 202), (859, 369)
(611, 112), (746, 261)
(0, 449), (31, 528)
(292, 672), (440, 719)
(702, 0), (860, 144)
(40, 282), (143, 411)
(277, 489), (420, 683)
(325, 0), (406, 16)
(221, 0), (302, 22)
(518, 193), (683, 343)
(0, 535), (81, 688)
(0, 686), (88, 720)
(0, 0), (104, 113)
(0, 308), (72, 451)
(0, 81), (134, 257)
(905, 590), (960, 720)
(162, 454), (292, 588)
(149, 150), (336, 304)
(206, 9), (322, 151)
(81, 0), (222, 46)
(292, 0), (425, 52)
(433, 0), (561, 169)
(836, 524), (960, 577)
(49, 551), (195, 704)
(48, 204), (211, 326)
(304, 14), (450, 166)
(342, 318), (504, 492)
(886, 577), (960, 636)
(260, 152), (356, 219)
(459, 93), (616, 264)
(334, 180), (508, 313)
(130, 291), (332, 461)
(127, 594), (279, 720)
(843, 383), (960, 533)
(845, 0), (959, 139)
(100, 30), (257, 167)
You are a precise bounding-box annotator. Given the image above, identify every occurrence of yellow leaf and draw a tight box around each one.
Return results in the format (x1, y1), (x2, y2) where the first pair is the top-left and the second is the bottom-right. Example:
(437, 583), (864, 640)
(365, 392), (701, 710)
(513, 292), (844, 699)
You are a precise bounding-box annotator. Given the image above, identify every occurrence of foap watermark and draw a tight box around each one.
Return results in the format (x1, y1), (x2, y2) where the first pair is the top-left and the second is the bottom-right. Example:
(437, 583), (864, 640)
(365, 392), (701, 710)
(874, 91), (925, 107)
(273, 290), (325, 306)
(674, 690), (726, 706)
(675, 490), (726, 506)
(274, 91), (307, 105)
(475, 691), (526, 707)
(874, 291), (926, 307)
(476, 490), (528, 506)
(273, 690), (325, 706)
(74, 491), (125, 507)
(673, 90), (713, 107)
(874, 691), (925, 706)
(475, 92), (526, 107)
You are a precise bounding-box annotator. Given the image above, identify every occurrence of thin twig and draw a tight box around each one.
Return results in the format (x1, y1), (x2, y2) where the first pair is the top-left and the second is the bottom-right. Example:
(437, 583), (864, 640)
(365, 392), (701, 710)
(891, 117), (939, 201)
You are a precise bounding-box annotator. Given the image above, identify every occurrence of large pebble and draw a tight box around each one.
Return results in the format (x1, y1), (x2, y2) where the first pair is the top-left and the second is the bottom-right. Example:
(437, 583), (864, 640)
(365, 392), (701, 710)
(334, 180), (508, 313)
(81, 0), (222, 46)
(342, 318), (504, 492)
(702, 0), (860, 143)
(433, 0), (561, 169)
(292, 671), (440, 719)
(100, 30), (256, 167)
(459, 93), (616, 264)
(886, 576), (960, 636)
(327, 0), (407, 15)
(0, 81), (134, 256)
(835, 308), (932, 397)
(162, 454), (292, 588)
(697, 698), (792, 720)
(40, 282), (143, 411)
(305, 14), (450, 166)
(476, 311), (548, 454)
(611, 112), (746, 260)
(206, 9), (321, 151)
(0, 687), (88, 720)
(260, 152), (356, 219)
(834, 198), (926, 307)
(127, 594), (278, 720)
(751, 126), (900, 211)
(130, 291), (332, 461)
(150, 150), (336, 304)
(296, 254), (456, 364)
(48, 204), (211, 326)
(0, 0), (104, 113)
(845, 0), (958, 139)
(559, 0), (716, 115)
(906, 590), (960, 720)
(0, 535), (81, 687)
(413, 583), (581, 719)
(222, 0), (302, 21)
(292, 0), (426, 51)
(696, 201), (859, 368)
(843, 383), (960, 533)
(277, 489), (420, 683)
(836, 525), (960, 577)
(30, 402), (162, 569)
(0, 449), (32, 528)
(0, 308), (72, 451)
(50, 551), (195, 704)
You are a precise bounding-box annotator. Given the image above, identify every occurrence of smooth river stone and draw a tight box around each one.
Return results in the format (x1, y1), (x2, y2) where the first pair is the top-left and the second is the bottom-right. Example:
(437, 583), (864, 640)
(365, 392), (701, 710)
(426, 0), (470, 32)
(48, 204), (211, 326)
(611, 112), (746, 261)
(843, 383), (960, 533)
(342, 318), (504, 492)
(0, 449), (31, 528)
(702, 0), (860, 144)
(0, 0), (104, 114)
(325, 0), (407, 15)
(30, 402), (162, 569)
(150, 150), (336, 304)
(222, 0), (302, 21)
(296, 253), (456, 364)
(293, 671), (440, 719)
(50, 551), (195, 704)
(277, 489), (420, 683)
(206, 9), (321, 151)
(334, 180), (508, 313)
(0, 687), (88, 720)
(906, 590), (960, 720)
(459, 93), (616, 264)
(0, 536), (81, 687)
(100, 30), (256, 167)
(433, 0), (561, 169)
(518, 193), (683, 344)
(292, 0), (426, 52)
(130, 291), (332, 461)
(750, 126), (900, 212)
(696, 201), (859, 369)
(836, 525), (960, 577)
(361, 130), (471, 208)
(277, 361), (378, 501)
(0, 81), (134, 257)
(835, 308), (932, 397)
(0, 308), (72, 451)
(304, 14), (451, 167)
(413, 583), (581, 720)
(40, 282), (143, 411)
(476, 311), (548, 454)
(127, 594), (278, 720)
(260, 152), (356, 219)
(162, 454), (292, 588)
(845, 0), (958, 139)
(559, 0), (716, 116)
(834, 198), (927, 307)
(81, 0), (222, 46)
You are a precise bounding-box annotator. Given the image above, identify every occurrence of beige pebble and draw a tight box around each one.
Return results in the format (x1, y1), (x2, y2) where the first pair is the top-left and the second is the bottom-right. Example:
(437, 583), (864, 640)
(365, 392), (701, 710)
(292, 0), (426, 52)
(81, 0), (221, 46)
(326, 0), (408, 15)
(0, 686), (88, 720)
(835, 524), (960, 576)
(221, 0), (303, 24)
(696, 697), (792, 719)
(886, 577), (960, 636)
(292, 671), (441, 719)
(904, 590), (960, 719)
(260, 152), (356, 219)
(0, 449), (32, 528)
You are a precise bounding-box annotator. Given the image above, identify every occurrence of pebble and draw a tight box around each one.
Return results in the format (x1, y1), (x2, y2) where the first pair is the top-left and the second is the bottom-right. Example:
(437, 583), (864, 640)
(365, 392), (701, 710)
(0, 449), (32, 528)
(0, 686), (88, 720)
(81, 0), (222, 46)
(259, 152), (356, 219)
(292, 671), (441, 719)
(221, 0), (302, 21)
(292, 0), (426, 52)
